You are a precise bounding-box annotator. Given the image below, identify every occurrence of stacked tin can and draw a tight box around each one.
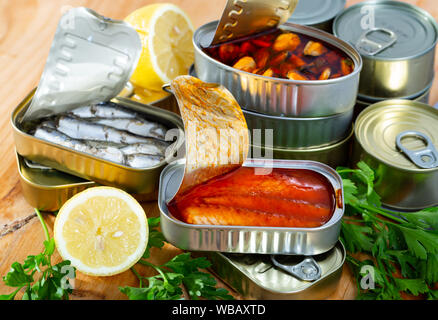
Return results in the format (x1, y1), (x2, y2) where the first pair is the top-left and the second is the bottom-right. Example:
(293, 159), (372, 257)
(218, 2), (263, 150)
(193, 0), (361, 169)
(333, 1), (438, 118)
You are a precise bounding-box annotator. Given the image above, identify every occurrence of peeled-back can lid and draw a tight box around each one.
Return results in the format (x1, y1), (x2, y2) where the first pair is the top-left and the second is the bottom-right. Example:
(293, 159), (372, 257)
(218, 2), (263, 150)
(287, 0), (345, 26)
(355, 100), (438, 172)
(333, 1), (438, 59)
(22, 7), (142, 122)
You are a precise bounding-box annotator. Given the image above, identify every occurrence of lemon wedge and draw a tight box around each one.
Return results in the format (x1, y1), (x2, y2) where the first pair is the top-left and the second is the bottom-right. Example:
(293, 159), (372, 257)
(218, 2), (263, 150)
(54, 187), (148, 276)
(125, 3), (195, 90)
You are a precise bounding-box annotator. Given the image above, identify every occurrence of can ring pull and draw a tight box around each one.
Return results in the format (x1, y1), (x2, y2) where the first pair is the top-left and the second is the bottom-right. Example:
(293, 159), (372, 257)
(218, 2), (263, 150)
(162, 83), (173, 94)
(396, 131), (438, 169)
(270, 256), (321, 281)
(356, 28), (397, 56)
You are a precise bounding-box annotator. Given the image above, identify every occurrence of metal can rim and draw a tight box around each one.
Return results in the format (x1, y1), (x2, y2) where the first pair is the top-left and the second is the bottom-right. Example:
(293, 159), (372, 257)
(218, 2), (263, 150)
(287, 0), (346, 26)
(354, 99), (438, 173)
(193, 20), (363, 86)
(333, 0), (438, 62)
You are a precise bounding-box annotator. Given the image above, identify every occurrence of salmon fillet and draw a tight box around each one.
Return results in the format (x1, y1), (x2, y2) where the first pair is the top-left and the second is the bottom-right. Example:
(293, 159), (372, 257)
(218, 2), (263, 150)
(168, 167), (335, 228)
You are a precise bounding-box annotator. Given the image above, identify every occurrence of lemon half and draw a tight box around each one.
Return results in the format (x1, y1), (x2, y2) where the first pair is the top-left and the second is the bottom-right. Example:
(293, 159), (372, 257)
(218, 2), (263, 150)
(125, 3), (195, 90)
(54, 187), (148, 276)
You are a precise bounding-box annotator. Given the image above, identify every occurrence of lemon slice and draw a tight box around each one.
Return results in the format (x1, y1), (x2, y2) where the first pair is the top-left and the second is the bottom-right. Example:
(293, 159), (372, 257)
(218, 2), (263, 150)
(132, 86), (170, 104)
(54, 187), (148, 276)
(125, 4), (195, 90)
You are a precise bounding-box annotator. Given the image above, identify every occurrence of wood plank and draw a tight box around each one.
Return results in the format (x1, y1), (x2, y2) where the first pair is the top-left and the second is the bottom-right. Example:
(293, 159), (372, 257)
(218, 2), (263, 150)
(0, 0), (436, 300)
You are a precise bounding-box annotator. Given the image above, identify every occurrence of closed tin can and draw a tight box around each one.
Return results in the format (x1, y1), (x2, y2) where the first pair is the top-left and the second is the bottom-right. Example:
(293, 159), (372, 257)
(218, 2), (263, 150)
(287, 0), (346, 33)
(12, 90), (185, 196)
(353, 82), (432, 120)
(333, 1), (438, 101)
(194, 21), (362, 117)
(158, 158), (344, 256)
(353, 100), (438, 210)
(243, 108), (353, 148)
(201, 241), (345, 300)
(251, 127), (353, 168)
(16, 153), (96, 212)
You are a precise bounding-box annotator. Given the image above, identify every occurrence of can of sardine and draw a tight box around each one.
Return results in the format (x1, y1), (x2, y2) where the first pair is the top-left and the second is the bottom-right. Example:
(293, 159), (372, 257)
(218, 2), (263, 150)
(200, 241), (346, 300)
(287, 0), (346, 33)
(16, 153), (97, 212)
(333, 1), (438, 100)
(251, 127), (353, 168)
(158, 158), (344, 256)
(12, 90), (185, 196)
(353, 100), (438, 210)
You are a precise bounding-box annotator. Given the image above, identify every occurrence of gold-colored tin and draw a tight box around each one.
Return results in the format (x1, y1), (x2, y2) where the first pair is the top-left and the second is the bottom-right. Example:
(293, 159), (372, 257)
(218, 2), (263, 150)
(353, 100), (438, 210)
(251, 127), (353, 169)
(16, 153), (96, 212)
(12, 89), (185, 197)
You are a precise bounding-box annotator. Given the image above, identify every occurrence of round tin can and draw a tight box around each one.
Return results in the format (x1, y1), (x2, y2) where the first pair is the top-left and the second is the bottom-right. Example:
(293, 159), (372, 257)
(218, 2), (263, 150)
(243, 107), (353, 148)
(194, 21), (362, 117)
(353, 100), (438, 210)
(353, 82), (432, 120)
(251, 127), (353, 168)
(333, 1), (438, 101)
(287, 0), (346, 33)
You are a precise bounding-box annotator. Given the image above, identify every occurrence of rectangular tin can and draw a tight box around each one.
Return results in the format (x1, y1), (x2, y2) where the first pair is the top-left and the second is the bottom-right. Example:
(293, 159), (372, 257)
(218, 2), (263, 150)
(158, 158), (344, 255)
(16, 153), (96, 212)
(200, 241), (345, 300)
(12, 89), (185, 197)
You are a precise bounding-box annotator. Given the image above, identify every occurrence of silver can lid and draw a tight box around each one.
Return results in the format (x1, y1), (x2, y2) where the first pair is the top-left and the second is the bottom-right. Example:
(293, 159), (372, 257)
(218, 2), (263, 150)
(287, 0), (345, 26)
(333, 1), (438, 59)
(22, 7), (141, 121)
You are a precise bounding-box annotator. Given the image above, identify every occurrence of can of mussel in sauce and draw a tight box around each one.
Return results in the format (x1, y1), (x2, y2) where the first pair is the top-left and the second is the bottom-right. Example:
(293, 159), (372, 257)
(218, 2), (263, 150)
(287, 0), (346, 33)
(200, 241), (346, 300)
(251, 127), (353, 169)
(333, 1), (438, 100)
(353, 100), (438, 211)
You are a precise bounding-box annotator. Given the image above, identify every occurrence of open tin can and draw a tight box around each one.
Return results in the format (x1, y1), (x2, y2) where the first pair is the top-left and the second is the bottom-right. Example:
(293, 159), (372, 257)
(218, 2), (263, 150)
(13, 91), (184, 196)
(201, 241), (345, 300)
(287, 0), (346, 33)
(194, 21), (362, 117)
(353, 100), (438, 210)
(334, 1), (438, 101)
(158, 158), (344, 256)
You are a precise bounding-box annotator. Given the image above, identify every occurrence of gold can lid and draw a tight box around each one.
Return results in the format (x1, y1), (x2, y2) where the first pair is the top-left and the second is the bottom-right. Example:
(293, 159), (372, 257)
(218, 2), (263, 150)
(355, 100), (438, 172)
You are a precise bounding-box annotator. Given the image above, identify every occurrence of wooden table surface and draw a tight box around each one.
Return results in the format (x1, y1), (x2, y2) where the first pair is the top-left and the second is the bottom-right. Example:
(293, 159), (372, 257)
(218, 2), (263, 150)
(0, 0), (437, 300)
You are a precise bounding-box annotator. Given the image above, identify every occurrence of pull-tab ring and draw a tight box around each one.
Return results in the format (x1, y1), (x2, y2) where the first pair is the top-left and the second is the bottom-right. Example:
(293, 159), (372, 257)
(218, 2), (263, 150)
(356, 27), (397, 56)
(396, 131), (438, 169)
(271, 256), (321, 281)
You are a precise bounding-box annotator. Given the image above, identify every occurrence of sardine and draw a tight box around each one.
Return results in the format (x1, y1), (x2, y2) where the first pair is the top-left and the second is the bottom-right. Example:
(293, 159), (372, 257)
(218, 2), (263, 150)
(56, 116), (152, 145)
(69, 102), (137, 119)
(34, 126), (125, 164)
(126, 153), (163, 168)
(120, 141), (169, 156)
(90, 118), (167, 140)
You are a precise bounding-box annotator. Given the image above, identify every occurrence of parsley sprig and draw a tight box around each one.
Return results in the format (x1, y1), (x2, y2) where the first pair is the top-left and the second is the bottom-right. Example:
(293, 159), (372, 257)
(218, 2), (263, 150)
(0, 209), (76, 300)
(337, 162), (438, 300)
(119, 217), (234, 300)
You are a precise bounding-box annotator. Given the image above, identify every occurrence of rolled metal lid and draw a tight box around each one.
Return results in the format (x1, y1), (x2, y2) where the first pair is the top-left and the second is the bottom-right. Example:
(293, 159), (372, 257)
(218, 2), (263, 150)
(355, 100), (438, 172)
(22, 7), (142, 122)
(287, 0), (345, 26)
(333, 1), (438, 59)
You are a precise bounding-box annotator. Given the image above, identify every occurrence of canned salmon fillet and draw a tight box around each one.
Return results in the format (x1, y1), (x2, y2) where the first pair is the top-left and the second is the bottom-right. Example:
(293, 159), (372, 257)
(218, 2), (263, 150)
(168, 166), (335, 228)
